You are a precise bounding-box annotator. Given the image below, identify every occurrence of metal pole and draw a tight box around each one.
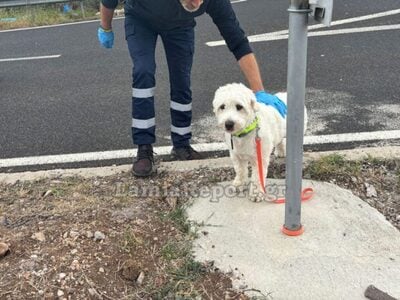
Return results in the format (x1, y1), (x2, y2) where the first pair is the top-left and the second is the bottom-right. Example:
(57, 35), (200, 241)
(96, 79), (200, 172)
(284, 0), (311, 234)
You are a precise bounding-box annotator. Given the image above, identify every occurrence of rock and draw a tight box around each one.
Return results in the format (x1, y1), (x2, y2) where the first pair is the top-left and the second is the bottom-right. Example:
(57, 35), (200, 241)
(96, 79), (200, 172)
(69, 231), (80, 239)
(0, 242), (10, 258)
(59, 273), (67, 280)
(86, 231), (94, 239)
(42, 190), (54, 198)
(136, 271), (145, 285)
(88, 288), (101, 298)
(94, 231), (105, 241)
(99, 267), (104, 273)
(365, 183), (377, 198)
(0, 215), (9, 226)
(364, 284), (397, 300)
(120, 259), (140, 281)
(70, 260), (80, 271)
(31, 232), (46, 242)
(70, 249), (78, 255)
(57, 290), (64, 297)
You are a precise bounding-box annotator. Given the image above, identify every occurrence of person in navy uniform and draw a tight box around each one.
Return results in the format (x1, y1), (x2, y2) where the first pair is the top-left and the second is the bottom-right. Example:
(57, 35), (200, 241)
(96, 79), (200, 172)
(98, 0), (278, 177)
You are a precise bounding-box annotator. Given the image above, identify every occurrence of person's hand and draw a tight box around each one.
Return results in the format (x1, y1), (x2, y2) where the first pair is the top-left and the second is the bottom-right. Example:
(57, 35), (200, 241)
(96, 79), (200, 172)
(97, 27), (114, 49)
(255, 91), (287, 117)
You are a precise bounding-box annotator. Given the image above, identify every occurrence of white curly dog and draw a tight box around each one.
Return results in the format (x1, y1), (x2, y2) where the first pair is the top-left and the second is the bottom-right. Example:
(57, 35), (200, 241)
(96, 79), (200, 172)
(213, 83), (307, 201)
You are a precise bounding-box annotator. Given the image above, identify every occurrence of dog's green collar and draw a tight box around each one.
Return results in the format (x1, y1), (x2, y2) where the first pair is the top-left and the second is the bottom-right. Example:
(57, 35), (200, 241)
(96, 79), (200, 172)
(232, 116), (259, 138)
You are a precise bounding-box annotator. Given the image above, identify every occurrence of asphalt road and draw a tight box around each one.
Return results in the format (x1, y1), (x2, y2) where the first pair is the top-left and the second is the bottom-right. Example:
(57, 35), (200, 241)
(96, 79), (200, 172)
(0, 0), (399, 160)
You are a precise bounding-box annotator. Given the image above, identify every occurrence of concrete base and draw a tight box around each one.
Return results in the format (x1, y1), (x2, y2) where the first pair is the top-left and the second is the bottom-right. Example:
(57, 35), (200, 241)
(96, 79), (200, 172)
(187, 180), (400, 300)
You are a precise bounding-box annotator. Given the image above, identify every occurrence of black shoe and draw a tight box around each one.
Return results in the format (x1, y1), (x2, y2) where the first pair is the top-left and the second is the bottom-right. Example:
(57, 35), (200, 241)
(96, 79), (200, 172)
(132, 144), (155, 177)
(171, 145), (203, 161)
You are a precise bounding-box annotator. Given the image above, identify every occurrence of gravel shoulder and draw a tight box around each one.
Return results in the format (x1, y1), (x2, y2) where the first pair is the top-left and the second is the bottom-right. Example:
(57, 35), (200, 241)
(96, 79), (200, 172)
(0, 152), (399, 299)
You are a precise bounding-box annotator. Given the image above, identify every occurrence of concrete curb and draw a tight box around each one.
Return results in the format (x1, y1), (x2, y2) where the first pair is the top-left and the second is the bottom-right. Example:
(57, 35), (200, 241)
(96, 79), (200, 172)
(0, 146), (399, 184)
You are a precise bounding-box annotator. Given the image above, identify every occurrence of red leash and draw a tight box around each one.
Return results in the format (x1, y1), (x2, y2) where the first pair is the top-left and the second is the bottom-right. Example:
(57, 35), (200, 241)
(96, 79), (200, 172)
(255, 136), (266, 194)
(272, 187), (314, 204)
(256, 135), (314, 203)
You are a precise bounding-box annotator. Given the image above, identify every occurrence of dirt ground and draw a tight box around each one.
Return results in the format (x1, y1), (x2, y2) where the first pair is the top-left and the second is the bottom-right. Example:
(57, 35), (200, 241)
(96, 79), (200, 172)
(0, 155), (399, 299)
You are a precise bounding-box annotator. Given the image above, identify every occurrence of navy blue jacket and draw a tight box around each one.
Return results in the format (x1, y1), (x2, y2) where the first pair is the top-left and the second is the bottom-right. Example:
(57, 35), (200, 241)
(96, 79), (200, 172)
(101, 0), (252, 60)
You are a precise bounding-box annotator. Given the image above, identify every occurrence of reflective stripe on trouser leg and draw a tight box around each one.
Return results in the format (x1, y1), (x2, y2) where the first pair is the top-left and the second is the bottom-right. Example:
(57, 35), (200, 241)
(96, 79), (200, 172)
(125, 17), (158, 145)
(131, 97), (155, 145)
(161, 26), (194, 148)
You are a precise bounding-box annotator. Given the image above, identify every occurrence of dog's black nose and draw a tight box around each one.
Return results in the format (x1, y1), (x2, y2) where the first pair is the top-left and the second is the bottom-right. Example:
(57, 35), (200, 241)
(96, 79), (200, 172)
(225, 120), (234, 131)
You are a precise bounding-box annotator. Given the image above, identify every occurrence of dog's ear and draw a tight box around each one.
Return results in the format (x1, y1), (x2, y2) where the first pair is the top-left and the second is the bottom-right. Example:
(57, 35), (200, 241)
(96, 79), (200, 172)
(212, 99), (219, 114)
(250, 96), (260, 111)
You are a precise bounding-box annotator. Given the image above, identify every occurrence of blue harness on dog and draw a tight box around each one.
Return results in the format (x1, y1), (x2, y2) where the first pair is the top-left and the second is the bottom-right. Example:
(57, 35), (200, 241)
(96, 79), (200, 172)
(255, 92), (287, 118)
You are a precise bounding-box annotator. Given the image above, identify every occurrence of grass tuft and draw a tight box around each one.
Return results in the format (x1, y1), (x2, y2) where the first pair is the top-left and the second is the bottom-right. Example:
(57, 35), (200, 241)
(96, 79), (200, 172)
(305, 154), (361, 180)
(161, 241), (191, 261)
(120, 226), (143, 254)
(166, 207), (191, 234)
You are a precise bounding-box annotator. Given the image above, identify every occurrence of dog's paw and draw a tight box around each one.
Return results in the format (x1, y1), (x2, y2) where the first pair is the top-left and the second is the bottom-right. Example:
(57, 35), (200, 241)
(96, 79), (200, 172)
(249, 191), (266, 202)
(248, 183), (273, 202)
(232, 179), (248, 193)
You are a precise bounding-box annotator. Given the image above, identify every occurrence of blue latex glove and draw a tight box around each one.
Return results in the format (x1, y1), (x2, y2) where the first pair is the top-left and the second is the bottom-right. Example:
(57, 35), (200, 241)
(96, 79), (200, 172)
(98, 27), (114, 49)
(255, 91), (287, 118)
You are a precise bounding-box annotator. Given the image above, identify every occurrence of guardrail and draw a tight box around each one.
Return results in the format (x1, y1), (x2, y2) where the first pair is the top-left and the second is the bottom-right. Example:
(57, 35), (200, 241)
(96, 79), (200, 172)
(0, 0), (74, 8)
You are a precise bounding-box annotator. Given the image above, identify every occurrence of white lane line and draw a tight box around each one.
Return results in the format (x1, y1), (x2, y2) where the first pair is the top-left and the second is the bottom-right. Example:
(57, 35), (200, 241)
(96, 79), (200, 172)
(207, 24), (400, 46)
(0, 17), (125, 33)
(231, 0), (247, 3)
(1, 130), (400, 168)
(252, 8), (400, 38)
(304, 130), (400, 145)
(305, 24), (400, 39)
(322, 8), (400, 26)
(250, 24), (400, 43)
(207, 8), (400, 46)
(0, 55), (61, 62)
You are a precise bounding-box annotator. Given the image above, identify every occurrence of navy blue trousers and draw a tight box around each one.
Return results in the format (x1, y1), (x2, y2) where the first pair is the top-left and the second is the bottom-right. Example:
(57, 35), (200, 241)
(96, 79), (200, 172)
(125, 17), (194, 147)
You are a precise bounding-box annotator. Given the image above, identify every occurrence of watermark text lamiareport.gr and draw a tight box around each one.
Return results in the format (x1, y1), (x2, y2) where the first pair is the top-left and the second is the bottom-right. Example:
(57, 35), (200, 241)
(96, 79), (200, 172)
(115, 182), (286, 202)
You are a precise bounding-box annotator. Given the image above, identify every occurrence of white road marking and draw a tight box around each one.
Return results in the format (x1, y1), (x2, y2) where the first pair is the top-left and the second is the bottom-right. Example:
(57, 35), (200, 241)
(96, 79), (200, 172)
(207, 8), (400, 46)
(303, 130), (400, 145)
(0, 55), (61, 62)
(252, 8), (400, 38)
(231, 0), (247, 3)
(1, 130), (400, 168)
(207, 24), (400, 46)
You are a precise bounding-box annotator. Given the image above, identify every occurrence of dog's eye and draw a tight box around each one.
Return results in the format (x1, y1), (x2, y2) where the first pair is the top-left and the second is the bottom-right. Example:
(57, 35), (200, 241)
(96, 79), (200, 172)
(236, 104), (243, 111)
(219, 104), (225, 110)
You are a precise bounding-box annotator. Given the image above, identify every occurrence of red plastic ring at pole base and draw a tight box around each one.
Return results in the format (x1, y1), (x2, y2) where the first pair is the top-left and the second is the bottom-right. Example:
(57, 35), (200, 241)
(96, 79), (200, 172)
(282, 225), (304, 236)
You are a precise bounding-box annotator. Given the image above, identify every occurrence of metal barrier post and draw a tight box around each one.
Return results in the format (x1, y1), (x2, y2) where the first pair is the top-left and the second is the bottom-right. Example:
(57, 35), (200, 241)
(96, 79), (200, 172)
(283, 0), (312, 235)
(80, 1), (85, 18)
